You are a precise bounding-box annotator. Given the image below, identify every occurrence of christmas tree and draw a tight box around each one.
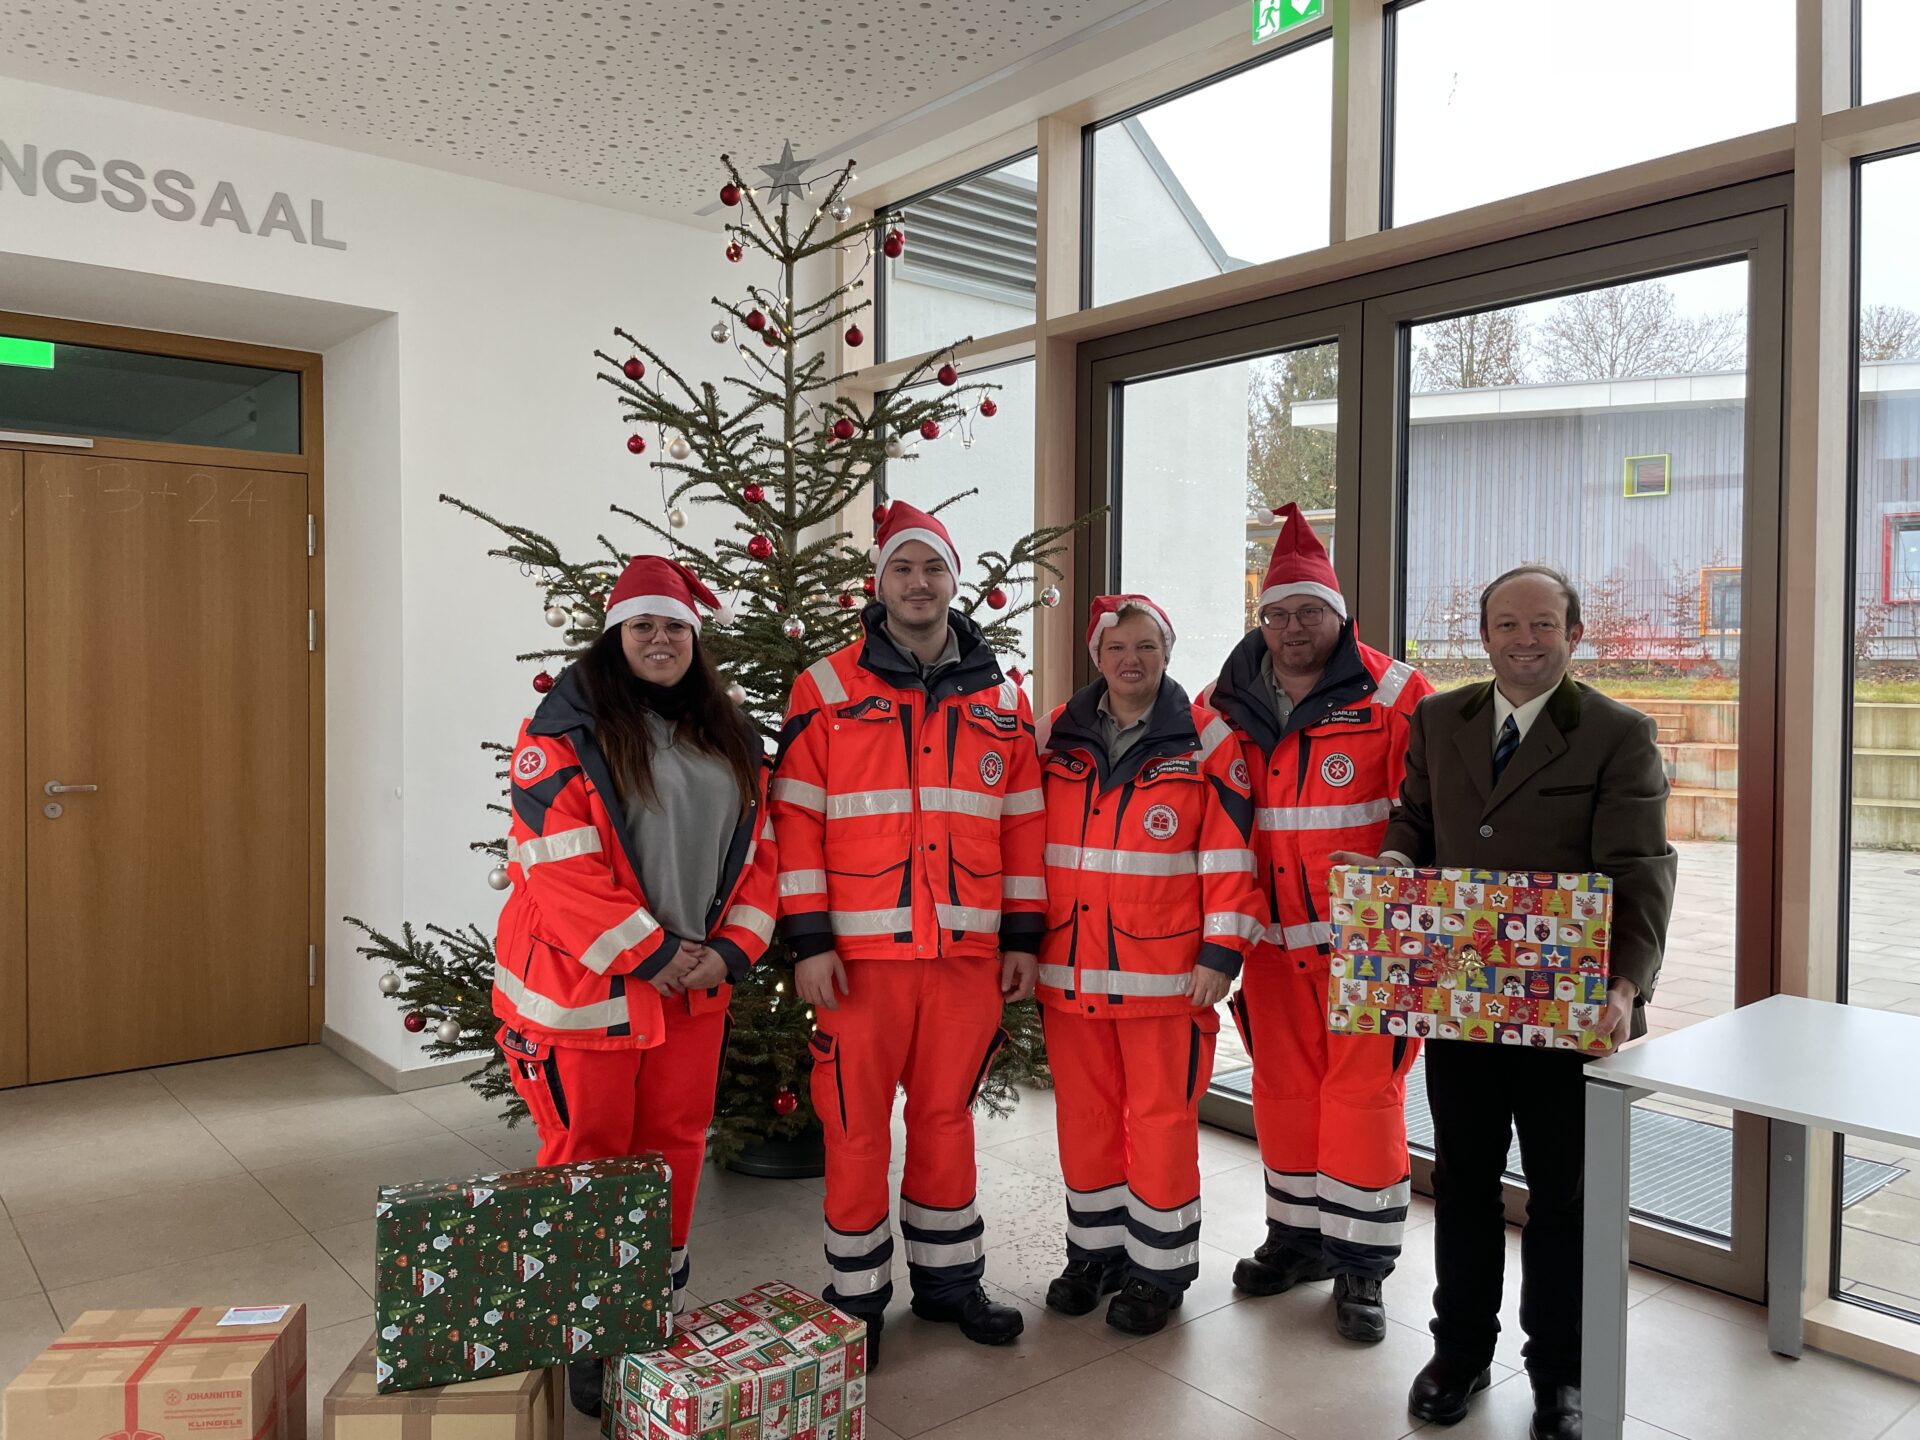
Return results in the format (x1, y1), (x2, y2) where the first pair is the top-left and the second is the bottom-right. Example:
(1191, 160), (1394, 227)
(348, 146), (1080, 1166)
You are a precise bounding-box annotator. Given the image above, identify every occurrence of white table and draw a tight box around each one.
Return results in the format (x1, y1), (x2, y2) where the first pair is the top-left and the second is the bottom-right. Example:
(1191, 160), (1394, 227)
(1582, 994), (1920, 1439)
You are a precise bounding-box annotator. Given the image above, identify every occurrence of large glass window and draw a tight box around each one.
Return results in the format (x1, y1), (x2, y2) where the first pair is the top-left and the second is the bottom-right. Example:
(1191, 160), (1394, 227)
(1086, 37), (1333, 308)
(1839, 149), (1920, 1322)
(1387, 0), (1794, 228)
(1402, 263), (1753, 1240)
(1860, 0), (1920, 106)
(880, 359), (1038, 666)
(0, 338), (300, 453)
(879, 154), (1037, 363)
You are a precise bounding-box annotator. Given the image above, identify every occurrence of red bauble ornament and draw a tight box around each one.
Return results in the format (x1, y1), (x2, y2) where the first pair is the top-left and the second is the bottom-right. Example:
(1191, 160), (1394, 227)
(745, 309), (766, 332)
(919, 419), (941, 440)
(747, 534), (774, 561)
(862, 576), (877, 596)
(725, 242), (744, 263)
(832, 417), (856, 441)
(403, 1012), (427, 1033)
(987, 586), (1009, 610)
(838, 593), (857, 609)
(720, 182), (742, 206)
(845, 324), (864, 347)
(532, 670), (555, 694)
(882, 229), (905, 259)
(762, 327), (781, 347)
(627, 434), (647, 454)
(980, 396), (998, 418)
(772, 1088), (799, 1116)
(1009, 666), (1025, 685)
(623, 356), (645, 381)
(937, 363), (958, 386)
(743, 483), (767, 504)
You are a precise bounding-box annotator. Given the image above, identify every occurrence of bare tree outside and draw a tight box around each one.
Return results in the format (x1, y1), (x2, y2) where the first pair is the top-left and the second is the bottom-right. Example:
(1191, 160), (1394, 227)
(1537, 278), (1746, 381)
(1246, 345), (1339, 515)
(1413, 308), (1531, 391)
(1859, 302), (1920, 362)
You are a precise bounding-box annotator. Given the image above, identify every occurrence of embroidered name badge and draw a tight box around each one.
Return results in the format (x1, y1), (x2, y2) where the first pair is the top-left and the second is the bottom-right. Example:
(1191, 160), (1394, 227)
(834, 697), (894, 719)
(967, 702), (1020, 734)
(1050, 753), (1090, 775)
(1316, 708), (1373, 727)
(1144, 757), (1199, 781)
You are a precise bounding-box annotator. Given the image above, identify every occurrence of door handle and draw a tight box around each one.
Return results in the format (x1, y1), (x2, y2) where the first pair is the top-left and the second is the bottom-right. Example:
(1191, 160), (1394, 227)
(44, 781), (99, 795)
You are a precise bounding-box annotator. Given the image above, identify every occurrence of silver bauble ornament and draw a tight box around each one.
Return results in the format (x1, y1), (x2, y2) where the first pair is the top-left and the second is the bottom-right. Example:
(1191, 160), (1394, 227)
(1040, 585), (1063, 608)
(435, 1017), (462, 1045)
(668, 507), (687, 529)
(726, 683), (748, 704)
(710, 320), (731, 343)
(831, 200), (854, 222)
(668, 435), (692, 461)
(884, 438), (905, 459)
(571, 608), (595, 628)
(487, 864), (511, 891)
(378, 971), (402, 996)
(544, 605), (569, 628)
(782, 615), (807, 641)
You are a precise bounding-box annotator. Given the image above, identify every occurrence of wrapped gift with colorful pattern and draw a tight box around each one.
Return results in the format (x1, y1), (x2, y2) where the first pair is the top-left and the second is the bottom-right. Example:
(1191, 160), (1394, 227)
(601, 1281), (868, 1440)
(1326, 865), (1615, 1054)
(374, 1155), (673, 1393)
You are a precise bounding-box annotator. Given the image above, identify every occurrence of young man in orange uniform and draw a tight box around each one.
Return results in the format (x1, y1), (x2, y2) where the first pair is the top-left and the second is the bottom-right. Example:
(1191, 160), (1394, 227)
(773, 501), (1046, 1368)
(1200, 504), (1432, 1343)
(1035, 595), (1265, 1336)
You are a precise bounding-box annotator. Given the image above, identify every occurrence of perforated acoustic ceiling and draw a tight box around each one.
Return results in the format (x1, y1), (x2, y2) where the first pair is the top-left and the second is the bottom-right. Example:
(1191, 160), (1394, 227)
(0, 0), (1149, 219)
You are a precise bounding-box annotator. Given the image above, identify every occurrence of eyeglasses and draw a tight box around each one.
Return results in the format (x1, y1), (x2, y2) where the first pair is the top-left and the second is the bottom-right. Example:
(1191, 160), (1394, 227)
(1258, 603), (1330, 630)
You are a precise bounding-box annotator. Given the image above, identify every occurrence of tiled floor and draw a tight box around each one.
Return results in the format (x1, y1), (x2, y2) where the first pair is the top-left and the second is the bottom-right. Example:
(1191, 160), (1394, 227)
(3, 1046), (1919, 1438)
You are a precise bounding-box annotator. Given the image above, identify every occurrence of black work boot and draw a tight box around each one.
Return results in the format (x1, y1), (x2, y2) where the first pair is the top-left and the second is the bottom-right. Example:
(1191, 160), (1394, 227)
(1045, 1258), (1126, 1316)
(567, 1355), (605, 1418)
(1232, 1240), (1335, 1296)
(859, 1314), (885, 1373)
(1104, 1276), (1184, 1336)
(910, 1285), (1025, 1344)
(1333, 1271), (1387, 1342)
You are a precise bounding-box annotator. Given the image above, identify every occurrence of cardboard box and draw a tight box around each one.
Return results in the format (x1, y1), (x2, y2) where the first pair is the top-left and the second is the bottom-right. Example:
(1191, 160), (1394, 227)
(1327, 865), (1616, 1052)
(3, 1302), (306, 1440)
(603, 1281), (867, 1440)
(375, 1155), (673, 1392)
(324, 1337), (564, 1439)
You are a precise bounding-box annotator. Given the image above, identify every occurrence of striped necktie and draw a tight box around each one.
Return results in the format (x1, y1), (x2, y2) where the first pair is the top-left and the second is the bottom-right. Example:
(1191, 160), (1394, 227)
(1492, 714), (1521, 781)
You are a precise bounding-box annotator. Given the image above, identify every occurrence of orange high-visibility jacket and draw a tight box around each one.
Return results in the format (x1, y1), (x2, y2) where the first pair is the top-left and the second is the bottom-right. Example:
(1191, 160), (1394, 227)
(492, 666), (779, 1050)
(1200, 627), (1432, 963)
(1034, 678), (1267, 1018)
(771, 607), (1046, 963)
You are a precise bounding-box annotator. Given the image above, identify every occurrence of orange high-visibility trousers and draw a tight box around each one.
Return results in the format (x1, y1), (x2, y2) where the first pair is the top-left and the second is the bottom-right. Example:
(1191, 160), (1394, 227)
(1043, 1005), (1218, 1294)
(1233, 957), (1418, 1278)
(808, 955), (1007, 1318)
(503, 990), (730, 1302)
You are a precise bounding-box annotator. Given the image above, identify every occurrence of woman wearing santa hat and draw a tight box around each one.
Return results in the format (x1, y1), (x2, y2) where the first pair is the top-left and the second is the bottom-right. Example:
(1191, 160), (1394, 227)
(492, 553), (778, 1416)
(1032, 594), (1266, 1336)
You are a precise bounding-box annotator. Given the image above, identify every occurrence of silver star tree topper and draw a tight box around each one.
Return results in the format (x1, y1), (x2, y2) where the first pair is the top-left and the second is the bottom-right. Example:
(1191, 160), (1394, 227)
(757, 140), (816, 204)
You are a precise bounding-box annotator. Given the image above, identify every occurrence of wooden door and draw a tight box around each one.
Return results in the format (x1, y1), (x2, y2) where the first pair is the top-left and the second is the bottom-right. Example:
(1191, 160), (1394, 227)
(0, 452), (23, 1088)
(23, 453), (310, 1081)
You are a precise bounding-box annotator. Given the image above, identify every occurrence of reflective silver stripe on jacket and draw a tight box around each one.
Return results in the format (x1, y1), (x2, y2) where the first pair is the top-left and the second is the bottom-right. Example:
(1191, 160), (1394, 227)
(1044, 843), (1198, 877)
(1197, 715), (1234, 758)
(919, 786), (1002, 818)
(1002, 875), (1046, 900)
(493, 962), (629, 1031)
(513, 826), (603, 869)
(1373, 659), (1417, 708)
(723, 905), (775, 944)
(1198, 848), (1256, 874)
(1255, 799), (1393, 831)
(1036, 964), (1193, 997)
(771, 778), (828, 812)
(829, 907), (913, 935)
(779, 869), (828, 897)
(1204, 912), (1265, 941)
(1273, 920), (1333, 949)
(935, 904), (1000, 931)
(806, 656), (848, 705)
(1001, 787), (1045, 815)
(827, 788), (914, 819)
(579, 905), (663, 975)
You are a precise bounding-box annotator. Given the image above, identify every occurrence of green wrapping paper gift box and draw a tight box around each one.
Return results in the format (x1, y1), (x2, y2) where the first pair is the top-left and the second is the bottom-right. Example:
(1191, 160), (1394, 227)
(602, 1281), (868, 1440)
(374, 1155), (674, 1393)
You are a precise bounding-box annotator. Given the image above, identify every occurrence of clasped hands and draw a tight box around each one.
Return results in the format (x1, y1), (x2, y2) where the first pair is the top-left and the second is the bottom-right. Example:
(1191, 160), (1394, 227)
(646, 941), (732, 996)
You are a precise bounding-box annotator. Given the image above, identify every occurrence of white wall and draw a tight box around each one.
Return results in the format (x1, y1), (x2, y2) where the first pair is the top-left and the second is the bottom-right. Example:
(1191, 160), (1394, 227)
(0, 76), (745, 1074)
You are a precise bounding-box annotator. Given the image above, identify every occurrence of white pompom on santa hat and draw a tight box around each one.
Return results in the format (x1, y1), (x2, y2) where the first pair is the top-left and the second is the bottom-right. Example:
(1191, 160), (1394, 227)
(1086, 593), (1176, 660)
(1258, 501), (1346, 619)
(873, 499), (962, 579)
(604, 554), (722, 632)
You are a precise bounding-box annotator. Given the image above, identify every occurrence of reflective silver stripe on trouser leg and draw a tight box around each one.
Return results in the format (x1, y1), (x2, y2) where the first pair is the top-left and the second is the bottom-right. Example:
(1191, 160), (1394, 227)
(1264, 1168), (1322, 1240)
(1318, 1172), (1413, 1276)
(823, 1218), (894, 1314)
(671, 1246), (691, 1312)
(900, 1194), (986, 1302)
(1124, 1190), (1203, 1291)
(1064, 1181), (1128, 1262)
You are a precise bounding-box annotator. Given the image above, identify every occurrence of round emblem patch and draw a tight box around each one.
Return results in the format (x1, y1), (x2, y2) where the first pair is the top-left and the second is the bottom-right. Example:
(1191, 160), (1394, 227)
(1142, 803), (1180, 841)
(513, 746), (549, 784)
(1229, 757), (1251, 790)
(979, 751), (1004, 787)
(1320, 753), (1355, 788)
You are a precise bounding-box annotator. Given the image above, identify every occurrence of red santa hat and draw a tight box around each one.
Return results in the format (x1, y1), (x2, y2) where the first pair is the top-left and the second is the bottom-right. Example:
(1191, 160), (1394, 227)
(604, 554), (720, 632)
(873, 499), (962, 579)
(1085, 593), (1175, 660)
(1258, 502), (1346, 619)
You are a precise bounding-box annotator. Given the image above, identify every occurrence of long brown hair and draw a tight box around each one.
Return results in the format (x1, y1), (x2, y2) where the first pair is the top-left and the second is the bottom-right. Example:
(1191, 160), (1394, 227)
(576, 626), (758, 818)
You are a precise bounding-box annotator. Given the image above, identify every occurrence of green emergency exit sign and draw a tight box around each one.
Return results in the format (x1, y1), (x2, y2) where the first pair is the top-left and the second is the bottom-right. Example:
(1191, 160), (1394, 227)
(0, 336), (55, 368)
(1254, 0), (1324, 43)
